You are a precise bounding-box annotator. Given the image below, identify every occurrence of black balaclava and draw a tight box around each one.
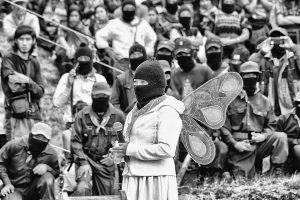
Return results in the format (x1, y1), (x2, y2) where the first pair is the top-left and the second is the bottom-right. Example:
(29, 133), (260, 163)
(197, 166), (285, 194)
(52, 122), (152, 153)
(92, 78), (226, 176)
(207, 52), (222, 71)
(134, 59), (166, 108)
(74, 44), (93, 75)
(177, 54), (195, 72)
(179, 17), (191, 29)
(271, 44), (286, 59)
(122, 0), (136, 22)
(92, 96), (109, 114)
(243, 75), (258, 96)
(28, 133), (48, 157)
(166, 1), (178, 15)
(156, 50), (173, 64)
(129, 43), (147, 71)
(222, 0), (235, 14)
(178, 6), (192, 29)
(205, 38), (223, 71)
(295, 101), (300, 118)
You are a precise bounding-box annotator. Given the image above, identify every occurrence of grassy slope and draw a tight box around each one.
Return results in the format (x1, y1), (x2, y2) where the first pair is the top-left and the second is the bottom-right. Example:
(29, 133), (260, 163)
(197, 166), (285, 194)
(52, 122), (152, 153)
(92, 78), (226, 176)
(1, 34), (300, 199)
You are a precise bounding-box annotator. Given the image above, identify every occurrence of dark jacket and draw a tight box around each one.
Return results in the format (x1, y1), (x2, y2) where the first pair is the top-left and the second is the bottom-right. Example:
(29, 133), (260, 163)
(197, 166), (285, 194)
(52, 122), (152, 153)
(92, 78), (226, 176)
(71, 104), (125, 166)
(0, 136), (59, 187)
(1, 52), (44, 120)
(221, 91), (277, 147)
(277, 111), (300, 139)
(110, 70), (136, 113)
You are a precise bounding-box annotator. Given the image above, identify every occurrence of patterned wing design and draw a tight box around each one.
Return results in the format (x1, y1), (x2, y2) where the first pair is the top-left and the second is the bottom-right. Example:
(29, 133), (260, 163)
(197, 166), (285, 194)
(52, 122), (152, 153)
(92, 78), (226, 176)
(183, 72), (243, 130)
(180, 114), (216, 165)
(180, 72), (243, 165)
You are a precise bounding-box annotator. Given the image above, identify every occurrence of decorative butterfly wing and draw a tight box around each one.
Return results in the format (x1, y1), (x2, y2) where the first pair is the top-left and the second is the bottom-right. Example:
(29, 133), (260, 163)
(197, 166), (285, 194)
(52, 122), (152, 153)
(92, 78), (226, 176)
(180, 72), (243, 165)
(180, 114), (216, 165)
(183, 72), (243, 130)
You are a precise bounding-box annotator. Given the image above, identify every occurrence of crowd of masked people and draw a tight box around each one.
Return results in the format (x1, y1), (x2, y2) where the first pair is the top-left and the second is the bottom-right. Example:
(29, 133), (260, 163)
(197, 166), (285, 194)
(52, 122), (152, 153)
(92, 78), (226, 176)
(0, 0), (299, 199)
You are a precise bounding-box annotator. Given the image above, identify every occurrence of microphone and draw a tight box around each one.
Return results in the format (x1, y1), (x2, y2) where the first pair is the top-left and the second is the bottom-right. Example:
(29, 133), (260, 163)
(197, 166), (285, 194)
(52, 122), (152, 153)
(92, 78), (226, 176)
(113, 122), (123, 140)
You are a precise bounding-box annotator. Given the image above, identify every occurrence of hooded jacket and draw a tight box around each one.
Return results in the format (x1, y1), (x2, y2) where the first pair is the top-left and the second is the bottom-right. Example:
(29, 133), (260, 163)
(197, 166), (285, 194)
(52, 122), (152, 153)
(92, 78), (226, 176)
(123, 95), (185, 176)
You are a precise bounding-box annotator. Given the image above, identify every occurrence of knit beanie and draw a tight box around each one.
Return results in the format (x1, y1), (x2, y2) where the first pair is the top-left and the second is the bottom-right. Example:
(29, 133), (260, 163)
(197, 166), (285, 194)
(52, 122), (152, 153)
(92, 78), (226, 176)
(129, 43), (147, 71)
(134, 59), (166, 108)
(74, 44), (94, 75)
(205, 37), (223, 52)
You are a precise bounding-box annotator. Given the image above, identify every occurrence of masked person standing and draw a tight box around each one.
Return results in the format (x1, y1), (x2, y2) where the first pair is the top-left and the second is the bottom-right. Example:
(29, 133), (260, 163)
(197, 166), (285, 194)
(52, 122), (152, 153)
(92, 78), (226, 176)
(171, 37), (213, 100)
(112, 59), (185, 200)
(111, 43), (147, 114)
(221, 61), (288, 178)
(204, 0), (251, 59)
(249, 27), (300, 116)
(205, 37), (230, 78)
(71, 82), (125, 196)
(170, 5), (203, 58)
(1, 25), (44, 141)
(276, 91), (300, 172)
(53, 44), (107, 155)
(0, 122), (59, 200)
(96, 0), (157, 77)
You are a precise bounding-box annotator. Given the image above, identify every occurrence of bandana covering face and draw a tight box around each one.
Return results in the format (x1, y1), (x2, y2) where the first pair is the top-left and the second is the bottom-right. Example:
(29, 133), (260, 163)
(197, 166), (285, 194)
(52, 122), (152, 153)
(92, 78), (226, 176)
(28, 133), (48, 157)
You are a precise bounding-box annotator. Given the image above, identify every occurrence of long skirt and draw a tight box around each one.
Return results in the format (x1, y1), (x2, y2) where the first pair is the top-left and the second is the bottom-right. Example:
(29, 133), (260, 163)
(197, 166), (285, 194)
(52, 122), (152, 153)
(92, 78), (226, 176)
(122, 175), (178, 200)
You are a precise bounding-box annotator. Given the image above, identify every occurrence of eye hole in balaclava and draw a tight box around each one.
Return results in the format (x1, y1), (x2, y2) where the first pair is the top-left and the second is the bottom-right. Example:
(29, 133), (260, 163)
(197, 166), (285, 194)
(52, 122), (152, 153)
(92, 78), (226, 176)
(74, 43), (93, 75)
(122, 0), (136, 22)
(133, 59), (166, 109)
(129, 43), (147, 71)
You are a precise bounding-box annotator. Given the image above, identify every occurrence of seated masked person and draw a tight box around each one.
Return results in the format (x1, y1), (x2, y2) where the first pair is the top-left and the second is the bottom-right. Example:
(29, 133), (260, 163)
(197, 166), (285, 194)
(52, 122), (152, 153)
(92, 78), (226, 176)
(71, 82), (125, 196)
(276, 91), (300, 172)
(220, 61), (288, 178)
(0, 122), (59, 200)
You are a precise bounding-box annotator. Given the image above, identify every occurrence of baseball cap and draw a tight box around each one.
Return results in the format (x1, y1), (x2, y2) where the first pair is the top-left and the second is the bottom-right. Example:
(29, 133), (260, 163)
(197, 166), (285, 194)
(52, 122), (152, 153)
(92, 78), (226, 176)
(31, 122), (52, 140)
(205, 37), (222, 51)
(240, 61), (261, 74)
(92, 82), (112, 97)
(157, 40), (175, 52)
(269, 27), (288, 37)
(231, 46), (250, 64)
(174, 37), (192, 55)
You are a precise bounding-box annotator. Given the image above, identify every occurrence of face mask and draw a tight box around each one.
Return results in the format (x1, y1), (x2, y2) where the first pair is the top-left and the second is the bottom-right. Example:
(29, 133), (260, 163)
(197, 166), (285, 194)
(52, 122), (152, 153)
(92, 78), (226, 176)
(177, 55), (194, 72)
(179, 17), (191, 29)
(165, 2), (178, 15)
(295, 101), (300, 118)
(130, 57), (145, 71)
(231, 63), (241, 73)
(92, 97), (109, 114)
(243, 77), (257, 96)
(77, 61), (93, 75)
(222, 3), (235, 13)
(156, 53), (173, 64)
(271, 44), (285, 59)
(28, 134), (48, 157)
(206, 52), (222, 71)
(122, 10), (135, 22)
